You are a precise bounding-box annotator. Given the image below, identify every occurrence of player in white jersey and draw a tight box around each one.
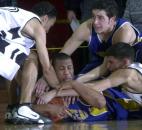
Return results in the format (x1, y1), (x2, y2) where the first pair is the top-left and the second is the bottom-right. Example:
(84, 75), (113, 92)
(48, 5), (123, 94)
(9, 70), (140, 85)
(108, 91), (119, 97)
(122, 63), (142, 104)
(0, 7), (40, 80)
(1, 1), (60, 124)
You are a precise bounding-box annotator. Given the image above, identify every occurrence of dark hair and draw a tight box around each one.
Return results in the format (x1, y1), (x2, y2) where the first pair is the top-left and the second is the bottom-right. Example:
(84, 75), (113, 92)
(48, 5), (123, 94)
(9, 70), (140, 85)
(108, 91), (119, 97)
(31, 1), (57, 18)
(105, 42), (135, 61)
(52, 53), (72, 67)
(92, 0), (119, 19)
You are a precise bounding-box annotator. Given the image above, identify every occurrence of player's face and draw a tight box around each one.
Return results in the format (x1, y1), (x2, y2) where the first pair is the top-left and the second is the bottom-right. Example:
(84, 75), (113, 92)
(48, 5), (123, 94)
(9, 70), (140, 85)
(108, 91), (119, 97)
(106, 56), (125, 72)
(54, 59), (74, 82)
(92, 9), (115, 34)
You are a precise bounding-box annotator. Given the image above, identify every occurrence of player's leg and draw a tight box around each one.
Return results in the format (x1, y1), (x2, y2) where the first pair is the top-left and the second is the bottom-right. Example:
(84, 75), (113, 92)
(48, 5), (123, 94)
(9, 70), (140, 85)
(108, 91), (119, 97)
(9, 51), (52, 124)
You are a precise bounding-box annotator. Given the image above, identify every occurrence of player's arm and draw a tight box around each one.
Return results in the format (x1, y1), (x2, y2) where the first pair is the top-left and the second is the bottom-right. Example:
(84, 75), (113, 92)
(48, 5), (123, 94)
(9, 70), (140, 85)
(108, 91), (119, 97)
(59, 81), (106, 108)
(71, 81), (106, 108)
(85, 69), (131, 92)
(57, 87), (105, 108)
(22, 18), (60, 88)
(60, 20), (91, 55)
(77, 57), (109, 83)
(112, 23), (137, 44)
(56, 89), (78, 97)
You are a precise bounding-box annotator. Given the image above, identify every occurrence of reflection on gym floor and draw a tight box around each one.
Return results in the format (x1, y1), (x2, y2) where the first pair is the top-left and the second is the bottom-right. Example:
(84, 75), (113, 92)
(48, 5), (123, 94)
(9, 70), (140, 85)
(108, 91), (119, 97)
(2, 120), (142, 130)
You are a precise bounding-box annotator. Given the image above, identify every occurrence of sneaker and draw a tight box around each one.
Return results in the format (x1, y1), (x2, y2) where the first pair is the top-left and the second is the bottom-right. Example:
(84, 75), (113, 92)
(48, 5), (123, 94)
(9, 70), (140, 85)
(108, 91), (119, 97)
(5, 104), (16, 123)
(12, 104), (52, 124)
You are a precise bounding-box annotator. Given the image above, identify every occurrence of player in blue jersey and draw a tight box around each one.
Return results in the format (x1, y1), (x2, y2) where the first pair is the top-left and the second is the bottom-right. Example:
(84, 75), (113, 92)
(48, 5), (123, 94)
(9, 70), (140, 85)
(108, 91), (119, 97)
(61, 0), (142, 74)
(59, 42), (142, 121)
(35, 43), (142, 122)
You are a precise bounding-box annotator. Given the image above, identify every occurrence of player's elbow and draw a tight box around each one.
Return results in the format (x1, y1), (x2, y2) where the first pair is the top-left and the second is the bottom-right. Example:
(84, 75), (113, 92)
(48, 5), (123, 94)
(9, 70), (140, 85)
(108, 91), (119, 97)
(92, 96), (106, 109)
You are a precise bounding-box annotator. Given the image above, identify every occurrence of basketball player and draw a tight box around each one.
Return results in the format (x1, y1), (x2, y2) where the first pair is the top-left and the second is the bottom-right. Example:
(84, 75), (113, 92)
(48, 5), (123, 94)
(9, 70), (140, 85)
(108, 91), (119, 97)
(62, 43), (142, 105)
(35, 43), (142, 121)
(1, 1), (59, 124)
(60, 0), (142, 75)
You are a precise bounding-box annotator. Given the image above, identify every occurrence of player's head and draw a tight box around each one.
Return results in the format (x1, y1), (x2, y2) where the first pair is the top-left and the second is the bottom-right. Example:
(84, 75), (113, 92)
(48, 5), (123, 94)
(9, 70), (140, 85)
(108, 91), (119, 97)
(92, 0), (118, 19)
(32, 1), (57, 33)
(105, 42), (135, 72)
(52, 53), (74, 82)
(32, 1), (57, 18)
(91, 0), (118, 34)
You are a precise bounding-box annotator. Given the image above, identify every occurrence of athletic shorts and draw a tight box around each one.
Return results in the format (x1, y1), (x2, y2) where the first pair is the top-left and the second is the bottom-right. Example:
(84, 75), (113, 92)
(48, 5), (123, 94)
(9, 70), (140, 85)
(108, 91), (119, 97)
(0, 37), (29, 80)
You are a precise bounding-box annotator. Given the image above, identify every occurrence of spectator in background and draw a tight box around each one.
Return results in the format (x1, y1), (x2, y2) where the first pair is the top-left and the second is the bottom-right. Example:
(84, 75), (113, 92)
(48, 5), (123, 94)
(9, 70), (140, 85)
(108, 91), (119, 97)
(64, 0), (95, 23)
(115, 0), (127, 18)
(64, 0), (81, 22)
(123, 0), (142, 32)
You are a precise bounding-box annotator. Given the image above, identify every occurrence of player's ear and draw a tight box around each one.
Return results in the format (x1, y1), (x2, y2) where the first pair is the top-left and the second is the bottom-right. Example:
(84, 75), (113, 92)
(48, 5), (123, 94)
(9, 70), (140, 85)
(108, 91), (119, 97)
(44, 15), (49, 22)
(41, 15), (49, 22)
(110, 16), (116, 22)
(123, 58), (130, 67)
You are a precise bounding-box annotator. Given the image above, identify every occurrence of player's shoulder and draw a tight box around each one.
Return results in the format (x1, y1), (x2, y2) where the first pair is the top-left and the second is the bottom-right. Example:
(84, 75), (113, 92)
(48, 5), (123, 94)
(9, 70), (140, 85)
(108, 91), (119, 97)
(117, 22), (135, 33)
(112, 68), (133, 78)
(76, 19), (92, 35)
(80, 19), (92, 29)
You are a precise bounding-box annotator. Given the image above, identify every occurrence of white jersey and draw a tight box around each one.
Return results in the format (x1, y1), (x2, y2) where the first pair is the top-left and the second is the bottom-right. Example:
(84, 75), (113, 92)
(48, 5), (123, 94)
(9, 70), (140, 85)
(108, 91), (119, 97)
(123, 62), (142, 105)
(0, 7), (40, 80)
(128, 62), (142, 74)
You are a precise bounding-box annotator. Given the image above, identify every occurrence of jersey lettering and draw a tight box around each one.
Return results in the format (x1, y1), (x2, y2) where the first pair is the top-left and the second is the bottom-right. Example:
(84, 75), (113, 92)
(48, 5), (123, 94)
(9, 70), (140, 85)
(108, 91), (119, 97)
(1, 7), (19, 12)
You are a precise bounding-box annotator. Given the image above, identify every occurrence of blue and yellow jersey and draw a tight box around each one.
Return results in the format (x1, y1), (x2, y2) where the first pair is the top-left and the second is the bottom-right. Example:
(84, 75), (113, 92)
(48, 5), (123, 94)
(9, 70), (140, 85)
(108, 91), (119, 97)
(66, 88), (142, 122)
(66, 98), (109, 122)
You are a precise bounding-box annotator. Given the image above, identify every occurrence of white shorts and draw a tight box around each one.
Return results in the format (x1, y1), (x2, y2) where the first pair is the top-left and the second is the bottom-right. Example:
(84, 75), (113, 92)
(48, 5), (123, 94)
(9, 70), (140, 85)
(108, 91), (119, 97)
(0, 52), (20, 80)
(0, 39), (30, 80)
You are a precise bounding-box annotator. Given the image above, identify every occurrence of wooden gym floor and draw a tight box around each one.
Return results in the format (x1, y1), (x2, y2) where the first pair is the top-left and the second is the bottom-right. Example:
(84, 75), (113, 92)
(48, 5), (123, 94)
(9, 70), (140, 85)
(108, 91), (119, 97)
(0, 120), (142, 130)
(0, 78), (142, 130)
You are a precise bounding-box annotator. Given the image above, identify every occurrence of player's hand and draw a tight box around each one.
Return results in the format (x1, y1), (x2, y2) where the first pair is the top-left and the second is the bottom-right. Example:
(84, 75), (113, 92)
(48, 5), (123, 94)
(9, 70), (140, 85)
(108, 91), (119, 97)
(34, 77), (49, 97)
(48, 104), (68, 118)
(37, 90), (57, 104)
(62, 96), (77, 106)
(67, 10), (77, 22)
